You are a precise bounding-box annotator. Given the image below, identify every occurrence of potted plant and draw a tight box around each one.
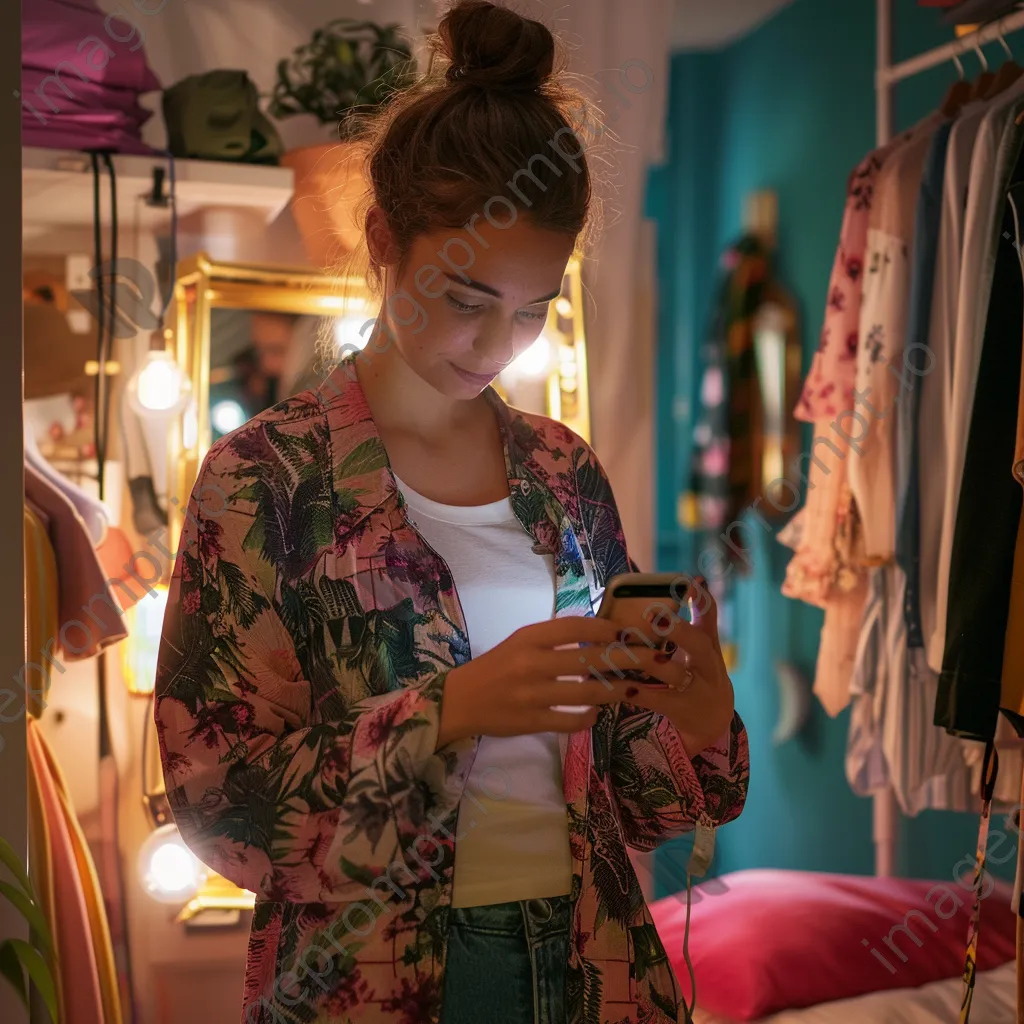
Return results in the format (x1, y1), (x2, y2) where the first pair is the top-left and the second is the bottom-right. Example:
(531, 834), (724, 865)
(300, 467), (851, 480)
(270, 19), (416, 268)
(0, 838), (57, 1021)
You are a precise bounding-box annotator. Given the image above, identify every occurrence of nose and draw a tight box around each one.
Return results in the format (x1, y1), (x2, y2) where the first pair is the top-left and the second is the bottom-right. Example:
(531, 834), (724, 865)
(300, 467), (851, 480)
(474, 319), (516, 370)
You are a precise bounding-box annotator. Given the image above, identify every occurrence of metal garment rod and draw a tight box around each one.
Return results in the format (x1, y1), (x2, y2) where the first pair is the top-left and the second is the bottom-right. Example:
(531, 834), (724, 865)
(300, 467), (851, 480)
(879, 8), (1024, 87)
(873, 0), (898, 880)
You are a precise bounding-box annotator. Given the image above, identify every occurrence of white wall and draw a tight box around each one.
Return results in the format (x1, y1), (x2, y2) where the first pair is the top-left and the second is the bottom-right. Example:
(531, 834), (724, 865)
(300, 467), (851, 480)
(98, 0), (431, 152)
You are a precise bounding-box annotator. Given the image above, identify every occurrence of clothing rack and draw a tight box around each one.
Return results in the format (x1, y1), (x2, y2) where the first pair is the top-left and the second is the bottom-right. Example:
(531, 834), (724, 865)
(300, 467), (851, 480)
(872, 0), (1024, 878)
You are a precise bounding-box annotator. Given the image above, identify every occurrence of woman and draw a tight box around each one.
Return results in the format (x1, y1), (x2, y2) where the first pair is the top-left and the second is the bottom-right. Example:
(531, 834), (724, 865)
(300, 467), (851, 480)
(154, 3), (749, 1022)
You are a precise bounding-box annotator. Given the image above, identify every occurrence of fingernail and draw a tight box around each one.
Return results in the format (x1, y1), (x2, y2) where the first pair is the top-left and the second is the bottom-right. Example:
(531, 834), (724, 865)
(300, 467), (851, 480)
(625, 686), (638, 698)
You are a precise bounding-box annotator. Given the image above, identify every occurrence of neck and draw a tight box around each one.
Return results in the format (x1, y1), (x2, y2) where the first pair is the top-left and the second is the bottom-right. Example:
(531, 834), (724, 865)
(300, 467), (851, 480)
(354, 342), (483, 440)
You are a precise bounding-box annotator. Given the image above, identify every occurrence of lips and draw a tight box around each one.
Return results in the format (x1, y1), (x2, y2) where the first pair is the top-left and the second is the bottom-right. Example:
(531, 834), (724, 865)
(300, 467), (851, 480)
(451, 363), (498, 386)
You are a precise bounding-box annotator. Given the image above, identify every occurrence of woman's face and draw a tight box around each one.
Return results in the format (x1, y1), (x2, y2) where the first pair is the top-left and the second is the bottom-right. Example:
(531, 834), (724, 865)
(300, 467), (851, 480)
(367, 208), (575, 398)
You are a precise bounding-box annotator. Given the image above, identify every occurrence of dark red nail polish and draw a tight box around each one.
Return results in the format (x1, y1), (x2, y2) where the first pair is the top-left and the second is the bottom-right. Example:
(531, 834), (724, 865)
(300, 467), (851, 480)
(625, 686), (638, 698)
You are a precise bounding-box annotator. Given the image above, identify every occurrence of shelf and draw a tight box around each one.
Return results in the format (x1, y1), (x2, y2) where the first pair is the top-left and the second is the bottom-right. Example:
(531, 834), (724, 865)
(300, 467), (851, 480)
(22, 147), (294, 236)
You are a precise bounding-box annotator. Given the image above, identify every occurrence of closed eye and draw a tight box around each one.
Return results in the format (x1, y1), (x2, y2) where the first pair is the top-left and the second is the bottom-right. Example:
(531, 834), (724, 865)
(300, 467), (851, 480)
(446, 294), (483, 314)
(518, 307), (548, 322)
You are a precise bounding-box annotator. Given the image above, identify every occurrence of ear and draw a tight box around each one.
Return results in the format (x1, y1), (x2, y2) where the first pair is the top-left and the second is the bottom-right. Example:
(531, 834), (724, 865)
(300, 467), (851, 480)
(365, 206), (399, 267)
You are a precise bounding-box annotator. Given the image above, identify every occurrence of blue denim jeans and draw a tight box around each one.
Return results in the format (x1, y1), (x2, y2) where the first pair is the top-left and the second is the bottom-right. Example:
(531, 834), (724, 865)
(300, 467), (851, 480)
(440, 894), (572, 1024)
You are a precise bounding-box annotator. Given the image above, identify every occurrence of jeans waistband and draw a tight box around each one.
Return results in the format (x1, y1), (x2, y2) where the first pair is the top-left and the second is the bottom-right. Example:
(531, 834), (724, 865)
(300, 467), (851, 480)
(449, 894), (572, 942)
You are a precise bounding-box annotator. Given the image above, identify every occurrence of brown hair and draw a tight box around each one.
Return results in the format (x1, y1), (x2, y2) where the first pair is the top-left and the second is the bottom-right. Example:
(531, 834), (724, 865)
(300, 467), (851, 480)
(347, 0), (603, 292)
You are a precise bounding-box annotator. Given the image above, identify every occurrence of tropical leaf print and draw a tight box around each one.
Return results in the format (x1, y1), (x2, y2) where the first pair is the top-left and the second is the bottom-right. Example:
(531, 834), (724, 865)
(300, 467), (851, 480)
(338, 437), (389, 481)
(153, 357), (749, 1024)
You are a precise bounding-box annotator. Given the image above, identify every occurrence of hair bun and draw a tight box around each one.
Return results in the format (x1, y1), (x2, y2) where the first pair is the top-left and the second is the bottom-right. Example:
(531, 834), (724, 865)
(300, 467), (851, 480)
(438, 0), (555, 93)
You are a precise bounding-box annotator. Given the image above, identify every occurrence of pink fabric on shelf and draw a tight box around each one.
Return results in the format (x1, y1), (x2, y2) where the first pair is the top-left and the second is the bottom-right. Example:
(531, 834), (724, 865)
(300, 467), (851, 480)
(22, 0), (161, 94)
(21, 0), (161, 152)
(651, 868), (1018, 1022)
(22, 121), (157, 155)
(24, 462), (128, 659)
(21, 69), (154, 127)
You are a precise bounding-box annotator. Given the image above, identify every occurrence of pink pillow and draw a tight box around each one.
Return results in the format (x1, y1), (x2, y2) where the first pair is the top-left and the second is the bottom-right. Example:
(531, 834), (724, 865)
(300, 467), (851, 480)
(649, 868), (1017, 1021)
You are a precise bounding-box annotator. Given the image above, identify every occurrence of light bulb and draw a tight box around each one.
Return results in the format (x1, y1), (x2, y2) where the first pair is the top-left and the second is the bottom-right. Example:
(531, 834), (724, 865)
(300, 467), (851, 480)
(138, 824), (208, 904)
(510, 335), (553, 379)
(127, 351), (192, 417)
(211, 399), (248, 435)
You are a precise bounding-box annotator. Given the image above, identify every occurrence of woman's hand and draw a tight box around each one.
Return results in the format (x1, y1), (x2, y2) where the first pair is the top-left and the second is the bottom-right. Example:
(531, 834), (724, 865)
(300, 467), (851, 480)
(437, 617), (655, 748)
(606, 577), (735, 757)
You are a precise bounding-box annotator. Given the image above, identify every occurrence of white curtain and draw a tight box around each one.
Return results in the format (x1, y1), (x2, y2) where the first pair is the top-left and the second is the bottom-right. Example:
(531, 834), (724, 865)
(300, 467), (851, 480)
(519, 0), (675, 575)
(513, 4), (676, 901)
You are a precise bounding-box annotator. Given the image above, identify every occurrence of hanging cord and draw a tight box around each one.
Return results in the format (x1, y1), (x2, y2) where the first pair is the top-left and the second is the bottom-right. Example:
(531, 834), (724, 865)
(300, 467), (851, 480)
(99, 151), (117, 504)
(160, 150), (177, 328)
(680, 874), (698, 1022)
(116, 150), (177, 536)
(959, 741), (1000, 1024)
(90, 152), (106, 480)
(88, 148), (138, 1024)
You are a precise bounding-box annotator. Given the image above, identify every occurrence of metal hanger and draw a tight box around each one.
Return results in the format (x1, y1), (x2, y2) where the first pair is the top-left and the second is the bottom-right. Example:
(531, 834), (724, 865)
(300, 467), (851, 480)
(984, 19), (1023, 100)
(968, 38), (996, 100)
(941, 48), (972, 116)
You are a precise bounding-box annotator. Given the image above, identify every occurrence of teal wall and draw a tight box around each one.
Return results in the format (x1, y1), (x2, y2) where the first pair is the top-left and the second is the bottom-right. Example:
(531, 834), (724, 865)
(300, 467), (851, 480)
(651, 0), (1017, 896)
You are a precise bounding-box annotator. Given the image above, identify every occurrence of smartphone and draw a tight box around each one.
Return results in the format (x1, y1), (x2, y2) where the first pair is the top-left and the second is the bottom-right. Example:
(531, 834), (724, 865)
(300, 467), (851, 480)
(597, 571), (693, 684)
(551, 573), (692, 711)
(597, 572), (693, 644)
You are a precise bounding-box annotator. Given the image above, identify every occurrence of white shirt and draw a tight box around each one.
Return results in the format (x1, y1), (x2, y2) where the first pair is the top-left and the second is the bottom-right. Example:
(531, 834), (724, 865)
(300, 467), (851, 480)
(849, 114), (944, 562)
(392, 473), (574, 908)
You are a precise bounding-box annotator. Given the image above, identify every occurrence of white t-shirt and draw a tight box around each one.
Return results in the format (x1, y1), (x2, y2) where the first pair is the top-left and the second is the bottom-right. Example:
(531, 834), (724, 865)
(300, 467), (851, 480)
(392, 473), (573, 908)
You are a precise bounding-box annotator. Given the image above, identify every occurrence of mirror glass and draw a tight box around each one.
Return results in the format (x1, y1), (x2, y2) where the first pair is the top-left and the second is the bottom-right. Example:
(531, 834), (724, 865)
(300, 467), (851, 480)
(208, 309), (324, 440)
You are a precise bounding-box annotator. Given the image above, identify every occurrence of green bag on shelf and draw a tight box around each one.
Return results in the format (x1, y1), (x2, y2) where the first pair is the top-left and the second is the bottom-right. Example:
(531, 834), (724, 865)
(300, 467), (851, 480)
(162, 70), (283, 164)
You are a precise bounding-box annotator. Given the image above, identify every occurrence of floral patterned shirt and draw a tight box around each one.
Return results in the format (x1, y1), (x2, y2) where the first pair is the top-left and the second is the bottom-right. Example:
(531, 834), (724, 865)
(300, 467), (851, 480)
(154, 354), (750, 1024)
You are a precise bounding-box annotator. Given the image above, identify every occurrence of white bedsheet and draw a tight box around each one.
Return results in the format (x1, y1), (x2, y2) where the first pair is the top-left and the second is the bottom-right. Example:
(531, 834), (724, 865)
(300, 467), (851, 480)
(693, 960), (1016, 1023)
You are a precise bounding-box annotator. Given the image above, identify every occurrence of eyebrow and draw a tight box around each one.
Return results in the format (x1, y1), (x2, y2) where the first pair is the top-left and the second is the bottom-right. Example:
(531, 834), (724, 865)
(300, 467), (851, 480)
(443, 272), (560, 305)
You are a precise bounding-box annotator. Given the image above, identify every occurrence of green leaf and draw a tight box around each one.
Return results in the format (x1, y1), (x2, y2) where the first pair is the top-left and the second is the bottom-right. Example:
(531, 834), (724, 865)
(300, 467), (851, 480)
(0, 838), (31, 895)
(0, 882), (51, 956)
(628, 921), (668, 983)
(0, 941), (27, 1010)
(8, 939), (57, 1023)
(338, 437), (388, 481)
(270, 17), (416, 126)
(241, 514), (265, 554)
(339, 856), (377, 888)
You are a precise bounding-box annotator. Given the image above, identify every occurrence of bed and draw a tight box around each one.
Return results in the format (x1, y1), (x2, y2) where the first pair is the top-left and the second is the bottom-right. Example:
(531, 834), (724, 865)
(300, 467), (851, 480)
(692, 960), (1016, 1023)
(649, 869), (1018, 1023)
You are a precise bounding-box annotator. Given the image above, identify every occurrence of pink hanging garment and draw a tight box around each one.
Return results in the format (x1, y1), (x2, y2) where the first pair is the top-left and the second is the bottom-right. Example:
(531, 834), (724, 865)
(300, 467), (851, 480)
(26, 720), (105, 1024)
(21, 0), (162, 153)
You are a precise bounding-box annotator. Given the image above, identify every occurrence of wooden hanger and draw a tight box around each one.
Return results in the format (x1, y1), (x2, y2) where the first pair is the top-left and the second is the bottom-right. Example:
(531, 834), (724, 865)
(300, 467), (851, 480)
(985, 60), (1023, 99)
(983, 29), (1022, 100)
